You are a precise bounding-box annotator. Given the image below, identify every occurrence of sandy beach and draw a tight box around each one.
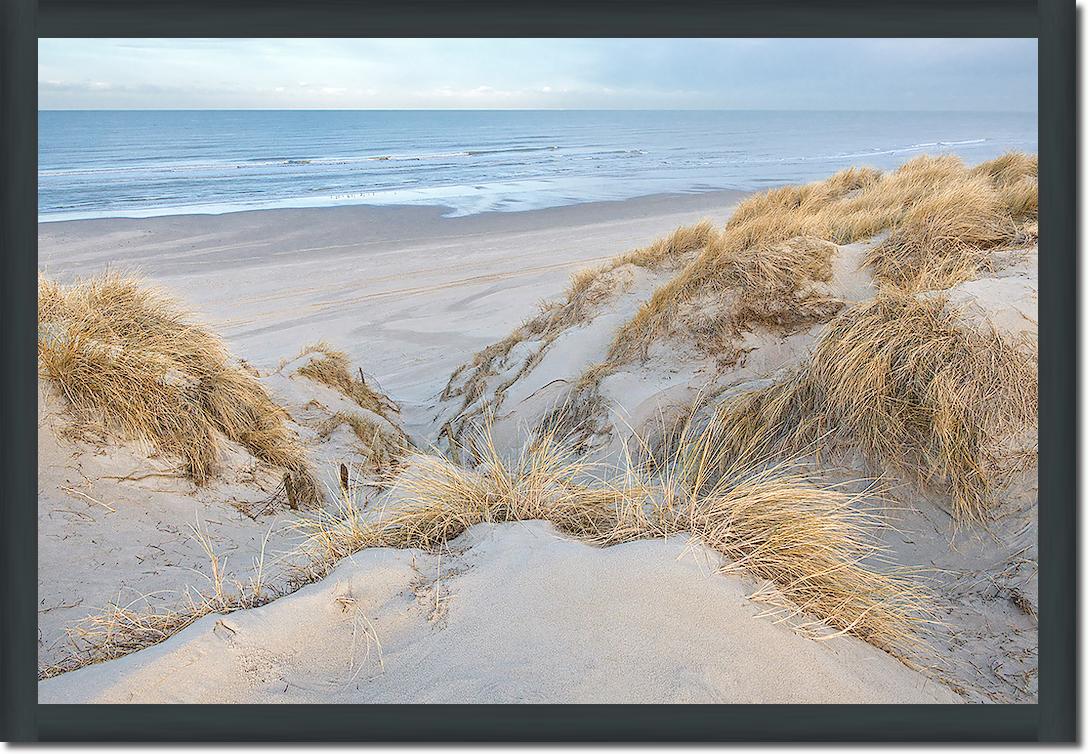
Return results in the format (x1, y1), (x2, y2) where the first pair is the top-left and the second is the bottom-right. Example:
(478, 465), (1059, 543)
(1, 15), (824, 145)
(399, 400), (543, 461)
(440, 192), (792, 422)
(39, 191), (745, 424)
(37, 157), (1039, 704)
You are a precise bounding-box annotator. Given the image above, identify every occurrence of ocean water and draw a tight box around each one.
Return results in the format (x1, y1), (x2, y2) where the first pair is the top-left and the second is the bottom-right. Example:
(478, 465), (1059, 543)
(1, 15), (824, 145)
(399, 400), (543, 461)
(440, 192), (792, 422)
(38, 110), (1037, 222)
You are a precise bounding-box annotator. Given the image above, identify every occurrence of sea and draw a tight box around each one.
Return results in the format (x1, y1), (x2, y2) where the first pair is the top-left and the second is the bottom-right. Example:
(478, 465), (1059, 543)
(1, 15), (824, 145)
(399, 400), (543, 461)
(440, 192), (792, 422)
(38, 110), (1038, 222)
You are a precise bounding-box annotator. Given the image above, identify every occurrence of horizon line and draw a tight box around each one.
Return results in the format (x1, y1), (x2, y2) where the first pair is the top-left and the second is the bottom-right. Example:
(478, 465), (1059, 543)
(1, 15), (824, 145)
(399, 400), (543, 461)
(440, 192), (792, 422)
(38, 106), (1040, 114)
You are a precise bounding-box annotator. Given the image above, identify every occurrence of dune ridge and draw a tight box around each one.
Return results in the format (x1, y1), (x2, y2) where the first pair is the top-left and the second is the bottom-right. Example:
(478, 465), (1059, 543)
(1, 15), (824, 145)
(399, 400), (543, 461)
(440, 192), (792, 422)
(37, 157), (1038, 703)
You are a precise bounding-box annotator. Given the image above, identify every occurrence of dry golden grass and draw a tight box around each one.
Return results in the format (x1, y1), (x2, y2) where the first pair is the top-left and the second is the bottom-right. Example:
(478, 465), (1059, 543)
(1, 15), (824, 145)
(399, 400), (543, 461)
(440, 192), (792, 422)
(437, 154), (1036, 465)
(604, 154), (1036, 365)
(616, 219), (716, 269)
(971, 151), (1037, 187)
(429, 154), (1037, 535)
(712, 293), (1038, 522)
(998, 176), (1039, 222)
(603, 232), (843, 368)
(438, 221), (717, 423)
(39, 520), (275, 679)
(864, 175), (1016, 291)
(529, 391), (611, 457)
(294, 422), (931, 654)
(532, 263), (622, 338)
(731, 236), (844, 329)
(40, 598), (212, 680)
(44, 420), (930, 678)
(295, 343), (398, 420)
(440, 332), (522, 406)
(319, 411), (409, 471)
(38, 273), (318, 505)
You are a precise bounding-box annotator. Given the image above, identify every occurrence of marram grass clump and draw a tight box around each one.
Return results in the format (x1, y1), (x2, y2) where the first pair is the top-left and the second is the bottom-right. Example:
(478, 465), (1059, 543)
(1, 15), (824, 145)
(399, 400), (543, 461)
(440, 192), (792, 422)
(712, 292), (1038, 522)
(318, 411), (409, 471)
(294, 342), (399, 421)
(43, 421), (931, 679)
(295, 422), (932, 654)
(864, 173), (1017, 292)
(605, 152), (1037, 366)
(38, 273), (319, 506)
(605, 232), (843, 366)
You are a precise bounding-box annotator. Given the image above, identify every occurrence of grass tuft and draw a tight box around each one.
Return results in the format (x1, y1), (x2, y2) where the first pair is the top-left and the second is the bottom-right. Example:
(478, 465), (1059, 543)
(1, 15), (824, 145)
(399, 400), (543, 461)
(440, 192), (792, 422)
(971, 151), (1037, 187)
(864, 174), (1015, 291)
(616, 220), (717, 269)
(319, 411), (409, 471)
(713, 292), (1037, 522)
(294, 422), (931, 654)
(295, 343), (398, 420)
(37, 273), (318, 505)
(606, 153), (1036, 364)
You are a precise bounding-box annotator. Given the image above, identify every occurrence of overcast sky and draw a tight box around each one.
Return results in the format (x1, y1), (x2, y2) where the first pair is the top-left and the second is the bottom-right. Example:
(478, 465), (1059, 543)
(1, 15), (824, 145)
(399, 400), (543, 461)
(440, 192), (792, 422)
(38, 38), (1038, 111)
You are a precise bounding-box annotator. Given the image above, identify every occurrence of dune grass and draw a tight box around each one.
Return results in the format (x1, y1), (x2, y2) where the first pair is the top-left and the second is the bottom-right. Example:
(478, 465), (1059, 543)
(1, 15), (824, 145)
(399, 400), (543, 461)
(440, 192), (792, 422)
(40, 597), (215, 680)
(42, 416), (934, 678)
(38, 273), (319, 506)
(614, 219), (716, 269)
(971, 151), (1037, 186)
(603, 153), (1037, 368)
(711, 292), (1038, 522)
(973, 152), (1039, 223)
(295, 423), (931, 654)
(295, 343), (399, 421)
(864, 174), (1017, 292)
(438, 154), (1037, 471)
(44, 421), (927, 677)
(435, 154), (1036, 521)
(39, 520), (277, 680)
(437, 221), (718, 450)
(319, 411), (409, 471)
(607, 233), (845, 366)
(41, 157), (1038, 678)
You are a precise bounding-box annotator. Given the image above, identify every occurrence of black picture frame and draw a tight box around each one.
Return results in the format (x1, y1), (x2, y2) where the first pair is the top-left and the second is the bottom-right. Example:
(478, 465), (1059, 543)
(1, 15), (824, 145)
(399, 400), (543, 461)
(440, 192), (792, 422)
(1, 0), (1075, 742)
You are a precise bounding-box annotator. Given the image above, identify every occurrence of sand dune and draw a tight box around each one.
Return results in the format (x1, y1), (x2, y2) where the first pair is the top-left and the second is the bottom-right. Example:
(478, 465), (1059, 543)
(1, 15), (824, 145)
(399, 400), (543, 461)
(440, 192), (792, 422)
(39, 522), (960, 704)
(37, 160), (1038, 704)
(427, 155), (1038, 702)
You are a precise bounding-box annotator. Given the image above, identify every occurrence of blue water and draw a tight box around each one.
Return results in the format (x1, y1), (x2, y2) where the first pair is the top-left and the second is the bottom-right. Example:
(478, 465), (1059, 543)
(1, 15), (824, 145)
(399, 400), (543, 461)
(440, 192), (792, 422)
(38, 110), (1037, 222)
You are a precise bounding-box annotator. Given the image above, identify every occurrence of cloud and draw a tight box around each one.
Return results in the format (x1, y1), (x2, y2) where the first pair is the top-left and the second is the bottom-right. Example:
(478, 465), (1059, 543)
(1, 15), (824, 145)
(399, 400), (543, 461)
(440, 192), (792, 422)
(37, 38), (1037, 111)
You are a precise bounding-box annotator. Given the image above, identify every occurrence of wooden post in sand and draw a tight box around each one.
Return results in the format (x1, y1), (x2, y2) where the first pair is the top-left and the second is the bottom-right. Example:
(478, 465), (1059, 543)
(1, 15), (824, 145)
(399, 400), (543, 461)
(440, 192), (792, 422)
(339, 463), (350, 497)
(284, 472), (298, 510)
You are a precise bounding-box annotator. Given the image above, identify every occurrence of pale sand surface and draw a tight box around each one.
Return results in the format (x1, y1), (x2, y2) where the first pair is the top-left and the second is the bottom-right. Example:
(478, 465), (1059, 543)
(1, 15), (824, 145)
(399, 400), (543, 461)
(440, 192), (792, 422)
(38, 190), (1030, 703)
(430, 225), (1039, 704)
(38, 521), (959, 704)
(39, 191), (745, 432)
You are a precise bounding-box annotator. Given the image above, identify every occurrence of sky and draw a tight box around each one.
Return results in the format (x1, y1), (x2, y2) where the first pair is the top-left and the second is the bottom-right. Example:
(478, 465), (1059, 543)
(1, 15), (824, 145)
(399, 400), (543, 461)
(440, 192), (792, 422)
(38, 38), (1038, 111)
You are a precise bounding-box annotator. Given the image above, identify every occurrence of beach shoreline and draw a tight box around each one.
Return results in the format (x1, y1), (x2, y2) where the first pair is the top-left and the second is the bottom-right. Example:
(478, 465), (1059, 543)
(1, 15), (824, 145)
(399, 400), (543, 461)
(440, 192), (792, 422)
(39, 188), (747, 424)
(38, 187), (747, 235)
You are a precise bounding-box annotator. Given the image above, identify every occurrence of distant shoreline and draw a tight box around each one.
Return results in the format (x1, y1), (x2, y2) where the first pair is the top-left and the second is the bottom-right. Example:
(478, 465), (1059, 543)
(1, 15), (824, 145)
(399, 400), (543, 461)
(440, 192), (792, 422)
(37, 187), (748, 233)
(36, 187), (749, 226)
(38, 186), (748, 401)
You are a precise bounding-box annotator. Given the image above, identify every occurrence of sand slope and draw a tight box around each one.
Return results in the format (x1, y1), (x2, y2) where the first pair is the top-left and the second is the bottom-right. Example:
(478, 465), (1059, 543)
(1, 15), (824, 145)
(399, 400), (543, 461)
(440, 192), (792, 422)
(39, 521), (959, 704)
(37, 189), (1031, 704)
(434, 237), (881, 464)
(37, 344), (404, 672)
(38, 193), (744, 424)
(429, 217), (1038, 702)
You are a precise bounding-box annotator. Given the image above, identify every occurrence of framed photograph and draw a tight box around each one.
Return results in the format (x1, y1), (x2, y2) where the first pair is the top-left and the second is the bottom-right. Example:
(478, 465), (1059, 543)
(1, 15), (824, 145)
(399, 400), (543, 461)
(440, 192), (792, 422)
(1, 0), (1075, 742)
